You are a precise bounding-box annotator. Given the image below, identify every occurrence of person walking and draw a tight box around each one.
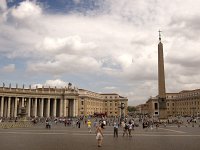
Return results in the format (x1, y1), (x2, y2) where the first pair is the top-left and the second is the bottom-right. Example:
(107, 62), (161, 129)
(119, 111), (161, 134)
(78, 120), (81, 128)
(96, 123), (104, 147)
(87, 120), (92, 133)
(128, 120), (133, 137)
(122, 121), (129, 137)
(113, 121), (119, 138)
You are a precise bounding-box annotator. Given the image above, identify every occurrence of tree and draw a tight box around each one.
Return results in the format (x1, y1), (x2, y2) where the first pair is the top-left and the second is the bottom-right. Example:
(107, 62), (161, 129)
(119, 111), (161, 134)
(127, 106), (136, 112)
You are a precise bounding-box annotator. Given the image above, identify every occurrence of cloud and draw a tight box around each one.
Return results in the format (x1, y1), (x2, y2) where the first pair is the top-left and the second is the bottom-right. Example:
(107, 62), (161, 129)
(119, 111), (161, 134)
(73, 0), (81, 4)
(104, 86), (117, 90)
(0, 0), (7, 12)
(1, 64), (15, 73)
(27, 53), (101, 75)
(44, 79), (68, 87)
(11, 1), (42, 20)
(1, 0), (200, 105)
(36, 35), (97, 54)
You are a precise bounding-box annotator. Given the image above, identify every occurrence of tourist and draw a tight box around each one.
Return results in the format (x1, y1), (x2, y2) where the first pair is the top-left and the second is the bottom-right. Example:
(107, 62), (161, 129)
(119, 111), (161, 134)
(96, 123), (104, 147)
(45, 118), (51, 129)
(87, 120), (92, 133)
(72, 119), (76, 128)
(64, 119), (67, 127)
(93, 119), (97, 128)
(122, 121), (129, 137)
(128, 120), (133, 137)
(78, 120), (81, 128)
(113, 121), (119, 138)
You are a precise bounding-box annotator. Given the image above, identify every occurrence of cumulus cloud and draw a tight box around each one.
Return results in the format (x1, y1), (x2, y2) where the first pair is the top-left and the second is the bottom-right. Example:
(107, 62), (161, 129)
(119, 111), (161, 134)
(36, 36), (97, 53)
(11, 1), (42, 19)
(1, 0), (200, 105)
(32, 79), (74, 89)
(27, 53), (101, 75)
(0, 0), (7, 12)
(44, 79), (68, 87)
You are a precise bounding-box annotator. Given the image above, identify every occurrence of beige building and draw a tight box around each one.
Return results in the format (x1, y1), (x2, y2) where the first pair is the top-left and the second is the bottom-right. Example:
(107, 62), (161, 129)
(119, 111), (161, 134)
(145, 89), (200, 117)
(135, 104), (148, 115)
(0, 85), (128, 118)
(101, 93), (128, 117)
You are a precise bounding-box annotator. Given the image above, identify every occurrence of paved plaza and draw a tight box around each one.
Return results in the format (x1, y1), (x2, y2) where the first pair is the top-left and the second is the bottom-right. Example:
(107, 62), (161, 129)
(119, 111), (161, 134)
(0, 122), (200, 150)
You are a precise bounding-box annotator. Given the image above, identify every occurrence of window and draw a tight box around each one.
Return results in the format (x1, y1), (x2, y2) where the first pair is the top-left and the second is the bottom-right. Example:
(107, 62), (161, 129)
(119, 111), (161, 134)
(81, 101), (84, 105)
(154, 103), (158, 110)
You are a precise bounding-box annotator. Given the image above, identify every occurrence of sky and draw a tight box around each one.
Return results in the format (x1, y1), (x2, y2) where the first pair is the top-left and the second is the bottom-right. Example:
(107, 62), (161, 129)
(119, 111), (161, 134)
(1, 0), (200, 106)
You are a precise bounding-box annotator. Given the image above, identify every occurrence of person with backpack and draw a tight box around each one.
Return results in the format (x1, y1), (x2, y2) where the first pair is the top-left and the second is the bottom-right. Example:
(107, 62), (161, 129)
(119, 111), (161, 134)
(123, 121), (129, 137)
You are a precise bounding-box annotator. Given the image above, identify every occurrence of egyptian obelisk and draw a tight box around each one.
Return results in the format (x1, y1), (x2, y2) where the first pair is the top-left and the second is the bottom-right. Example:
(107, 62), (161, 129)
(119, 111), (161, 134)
(158, 30), (167, 119)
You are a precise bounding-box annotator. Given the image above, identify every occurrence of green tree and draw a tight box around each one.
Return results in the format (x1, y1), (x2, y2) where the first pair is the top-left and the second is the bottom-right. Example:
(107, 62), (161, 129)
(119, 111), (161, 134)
(127, 106), (136, 112)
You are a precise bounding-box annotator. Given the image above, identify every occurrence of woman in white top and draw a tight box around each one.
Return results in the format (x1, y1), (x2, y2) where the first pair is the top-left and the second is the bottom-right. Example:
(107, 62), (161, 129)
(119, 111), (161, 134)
(96, 124), (104, 147)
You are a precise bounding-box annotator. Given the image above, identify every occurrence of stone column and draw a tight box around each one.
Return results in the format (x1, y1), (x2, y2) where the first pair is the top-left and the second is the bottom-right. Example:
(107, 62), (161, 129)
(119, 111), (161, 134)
(0, 96), (4, 117)
(40, 98), (44, 117)
(66, 100), (69, 117)
(47, 98), (50, 118)
(22, 97), (25, 108)
(27, 98), (31, 117)
(76, 99), (79, 117)
(34, 98), (37, 117)
(73, 99), (76, 117)
(53, 98), (57, 117)
(63, 99), (67, 117)
(7, 97), (11, 118)
(11, 99), (15, 117)
(60, 99), (63, 117)
(4, 99), (7, 117)
(14, 97), (18, 117)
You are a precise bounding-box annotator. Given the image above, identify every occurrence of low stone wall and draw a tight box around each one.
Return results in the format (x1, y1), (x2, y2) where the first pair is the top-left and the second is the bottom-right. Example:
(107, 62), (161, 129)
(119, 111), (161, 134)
(0, 121), (33, 129)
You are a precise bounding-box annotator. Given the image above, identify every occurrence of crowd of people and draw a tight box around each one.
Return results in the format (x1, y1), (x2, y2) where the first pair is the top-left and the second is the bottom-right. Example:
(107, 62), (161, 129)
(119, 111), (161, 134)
(1, 115), (200, 147)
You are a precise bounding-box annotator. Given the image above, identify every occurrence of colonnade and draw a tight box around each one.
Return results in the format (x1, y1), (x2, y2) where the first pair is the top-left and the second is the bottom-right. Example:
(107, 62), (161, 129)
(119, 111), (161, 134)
(0, 96), (78, 118)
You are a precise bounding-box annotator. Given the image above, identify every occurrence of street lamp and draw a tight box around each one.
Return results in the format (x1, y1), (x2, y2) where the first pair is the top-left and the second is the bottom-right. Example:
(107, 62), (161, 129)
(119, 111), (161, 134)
(190, 107), (196, 127)
(119, 102), (125, 121)
(190, 107), (196, 117)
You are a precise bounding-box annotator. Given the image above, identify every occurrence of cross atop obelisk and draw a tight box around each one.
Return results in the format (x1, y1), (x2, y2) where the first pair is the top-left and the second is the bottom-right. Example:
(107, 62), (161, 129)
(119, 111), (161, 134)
(158, 30), (167, 119)
(158, 30), (162, 42)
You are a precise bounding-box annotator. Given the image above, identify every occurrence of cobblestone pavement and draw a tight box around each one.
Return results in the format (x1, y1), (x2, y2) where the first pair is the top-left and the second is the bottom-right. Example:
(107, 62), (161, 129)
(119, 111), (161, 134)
(0, 123), (200, 150)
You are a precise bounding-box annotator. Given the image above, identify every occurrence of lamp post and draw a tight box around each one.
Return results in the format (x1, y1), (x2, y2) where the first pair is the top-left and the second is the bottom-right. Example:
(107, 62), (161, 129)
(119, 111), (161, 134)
(190, 107), (196, 117)
(190, 107), (196, 127)
(119, 102), (125, 121)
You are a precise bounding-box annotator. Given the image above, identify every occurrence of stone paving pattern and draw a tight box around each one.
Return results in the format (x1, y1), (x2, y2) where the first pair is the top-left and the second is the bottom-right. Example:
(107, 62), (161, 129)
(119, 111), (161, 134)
(0, 122), (200, 150)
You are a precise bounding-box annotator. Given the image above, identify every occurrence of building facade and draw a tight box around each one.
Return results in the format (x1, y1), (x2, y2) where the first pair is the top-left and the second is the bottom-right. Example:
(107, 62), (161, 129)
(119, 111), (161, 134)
(0, 85), (128, 119)
(144, 89), (200, 117)
(135, 104), (148, 115)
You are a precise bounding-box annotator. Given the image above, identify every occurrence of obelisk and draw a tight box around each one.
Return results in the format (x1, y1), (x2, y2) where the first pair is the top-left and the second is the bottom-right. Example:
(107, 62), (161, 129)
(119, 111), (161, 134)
(158, 30), (167, 119)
